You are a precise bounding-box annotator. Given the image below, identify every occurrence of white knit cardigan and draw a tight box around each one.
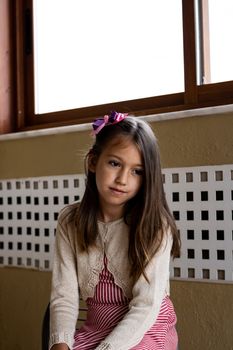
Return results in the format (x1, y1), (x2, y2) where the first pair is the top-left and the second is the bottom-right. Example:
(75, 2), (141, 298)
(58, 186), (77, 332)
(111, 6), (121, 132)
(49, 203), (172, 350)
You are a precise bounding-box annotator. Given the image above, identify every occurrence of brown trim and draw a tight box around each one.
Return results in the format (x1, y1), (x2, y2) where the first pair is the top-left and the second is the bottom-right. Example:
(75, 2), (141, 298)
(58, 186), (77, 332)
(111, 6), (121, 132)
(15, 0), (25, 129)
(24, 93), (184, 128)
(198, 80), (233, 103)
(24, 0), (35, 121)
(182, 0), (198, 105)
(15, 0), (35, 129)
(0, 0), (15, 133)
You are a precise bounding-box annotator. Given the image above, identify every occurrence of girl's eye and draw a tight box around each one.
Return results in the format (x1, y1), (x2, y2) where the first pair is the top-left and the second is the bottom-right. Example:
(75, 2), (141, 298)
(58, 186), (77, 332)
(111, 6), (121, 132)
(109, 160), (120, 167)
(133, 168), (144, 176)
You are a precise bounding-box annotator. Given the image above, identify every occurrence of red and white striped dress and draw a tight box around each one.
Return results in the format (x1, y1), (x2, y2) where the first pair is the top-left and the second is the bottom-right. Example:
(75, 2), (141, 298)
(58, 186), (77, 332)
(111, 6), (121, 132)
(73, 256), (178, 350)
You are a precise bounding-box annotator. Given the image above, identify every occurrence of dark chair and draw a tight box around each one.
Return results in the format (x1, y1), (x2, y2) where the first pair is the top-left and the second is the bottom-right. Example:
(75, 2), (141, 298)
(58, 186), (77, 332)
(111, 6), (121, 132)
(42, 303), (50, 350)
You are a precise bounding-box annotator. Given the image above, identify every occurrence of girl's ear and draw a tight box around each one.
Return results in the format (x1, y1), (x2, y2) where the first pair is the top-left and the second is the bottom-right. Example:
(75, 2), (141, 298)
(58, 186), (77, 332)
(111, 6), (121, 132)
(88, 154), (97, 173)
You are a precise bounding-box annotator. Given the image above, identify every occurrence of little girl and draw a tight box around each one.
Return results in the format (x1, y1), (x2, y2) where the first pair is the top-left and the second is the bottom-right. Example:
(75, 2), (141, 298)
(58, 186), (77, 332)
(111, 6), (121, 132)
(49, 111), (181, 350)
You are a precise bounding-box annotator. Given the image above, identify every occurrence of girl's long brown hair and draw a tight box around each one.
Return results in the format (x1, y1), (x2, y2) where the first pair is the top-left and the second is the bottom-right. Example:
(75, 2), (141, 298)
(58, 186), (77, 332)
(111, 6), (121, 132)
(75, 116), (180, 282)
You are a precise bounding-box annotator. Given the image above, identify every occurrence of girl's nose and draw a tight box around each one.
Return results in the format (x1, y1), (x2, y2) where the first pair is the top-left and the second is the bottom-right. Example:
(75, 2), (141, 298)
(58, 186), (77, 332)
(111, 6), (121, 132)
(116, 169), (127, 185)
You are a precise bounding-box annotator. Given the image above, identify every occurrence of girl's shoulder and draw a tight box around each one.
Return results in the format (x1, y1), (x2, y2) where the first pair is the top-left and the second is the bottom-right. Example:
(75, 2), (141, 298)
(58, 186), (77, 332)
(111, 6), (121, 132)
(58, 202), (80, 226)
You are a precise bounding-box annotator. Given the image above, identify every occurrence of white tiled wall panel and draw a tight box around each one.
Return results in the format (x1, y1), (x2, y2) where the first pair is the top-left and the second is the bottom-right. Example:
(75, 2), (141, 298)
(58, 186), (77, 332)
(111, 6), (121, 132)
(164, 165), (233, 282)
(0, 165), (232, 283)
(0, 175), (86, 270)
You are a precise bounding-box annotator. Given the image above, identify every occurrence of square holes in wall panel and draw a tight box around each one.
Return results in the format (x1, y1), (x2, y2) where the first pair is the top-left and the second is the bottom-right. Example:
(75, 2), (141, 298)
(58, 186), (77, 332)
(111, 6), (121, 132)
(0, 175), (85, 270)
(163, 165), (233, 283)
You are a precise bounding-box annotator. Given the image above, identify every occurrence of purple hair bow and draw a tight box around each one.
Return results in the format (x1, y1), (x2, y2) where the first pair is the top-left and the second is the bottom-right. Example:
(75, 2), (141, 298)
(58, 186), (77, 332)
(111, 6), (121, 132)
(92, 111), (128, 135)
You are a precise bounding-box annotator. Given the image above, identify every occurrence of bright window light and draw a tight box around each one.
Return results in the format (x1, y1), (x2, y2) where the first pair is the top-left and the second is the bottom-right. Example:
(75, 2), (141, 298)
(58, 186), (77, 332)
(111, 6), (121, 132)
(33, 0), (184, 114)
(208, 0), (233, 83)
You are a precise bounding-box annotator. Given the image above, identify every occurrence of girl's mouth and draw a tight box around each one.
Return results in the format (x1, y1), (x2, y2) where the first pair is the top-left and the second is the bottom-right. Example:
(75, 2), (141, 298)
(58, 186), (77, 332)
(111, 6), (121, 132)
(109, 187), (126, 194)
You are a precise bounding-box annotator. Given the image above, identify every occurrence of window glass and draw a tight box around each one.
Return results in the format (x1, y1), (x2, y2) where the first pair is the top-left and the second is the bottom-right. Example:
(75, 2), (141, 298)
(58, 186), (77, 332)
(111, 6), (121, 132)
(206, 0), (233, 83)
(33, 0), (184, 114)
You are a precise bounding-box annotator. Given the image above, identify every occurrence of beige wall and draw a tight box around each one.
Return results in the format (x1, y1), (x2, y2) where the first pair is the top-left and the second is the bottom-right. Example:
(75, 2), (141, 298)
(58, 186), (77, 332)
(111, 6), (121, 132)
(0, 112), (233, 350)
(1, 113), (233, 179)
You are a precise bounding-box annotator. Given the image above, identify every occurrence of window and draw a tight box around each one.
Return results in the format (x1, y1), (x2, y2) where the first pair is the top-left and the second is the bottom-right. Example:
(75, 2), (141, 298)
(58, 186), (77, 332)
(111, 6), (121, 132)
(33, 0), (184, 114)
(196, 0), (233, 84)
(1, 0), (233, 133)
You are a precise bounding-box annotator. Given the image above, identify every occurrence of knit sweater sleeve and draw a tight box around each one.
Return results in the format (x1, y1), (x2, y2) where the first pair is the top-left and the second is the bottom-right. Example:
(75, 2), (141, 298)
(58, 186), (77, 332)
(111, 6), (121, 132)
(49, 210), (79, 350)
(95, 228), (173, 350)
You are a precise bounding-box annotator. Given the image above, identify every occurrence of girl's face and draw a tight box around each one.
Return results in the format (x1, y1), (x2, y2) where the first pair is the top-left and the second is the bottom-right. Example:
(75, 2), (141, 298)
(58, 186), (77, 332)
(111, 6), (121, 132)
(89, 137), (143, 222)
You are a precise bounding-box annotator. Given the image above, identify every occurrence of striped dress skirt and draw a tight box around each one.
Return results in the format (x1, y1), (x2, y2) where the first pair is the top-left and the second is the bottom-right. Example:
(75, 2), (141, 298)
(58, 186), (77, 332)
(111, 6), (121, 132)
(73, 256), (178, 350)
